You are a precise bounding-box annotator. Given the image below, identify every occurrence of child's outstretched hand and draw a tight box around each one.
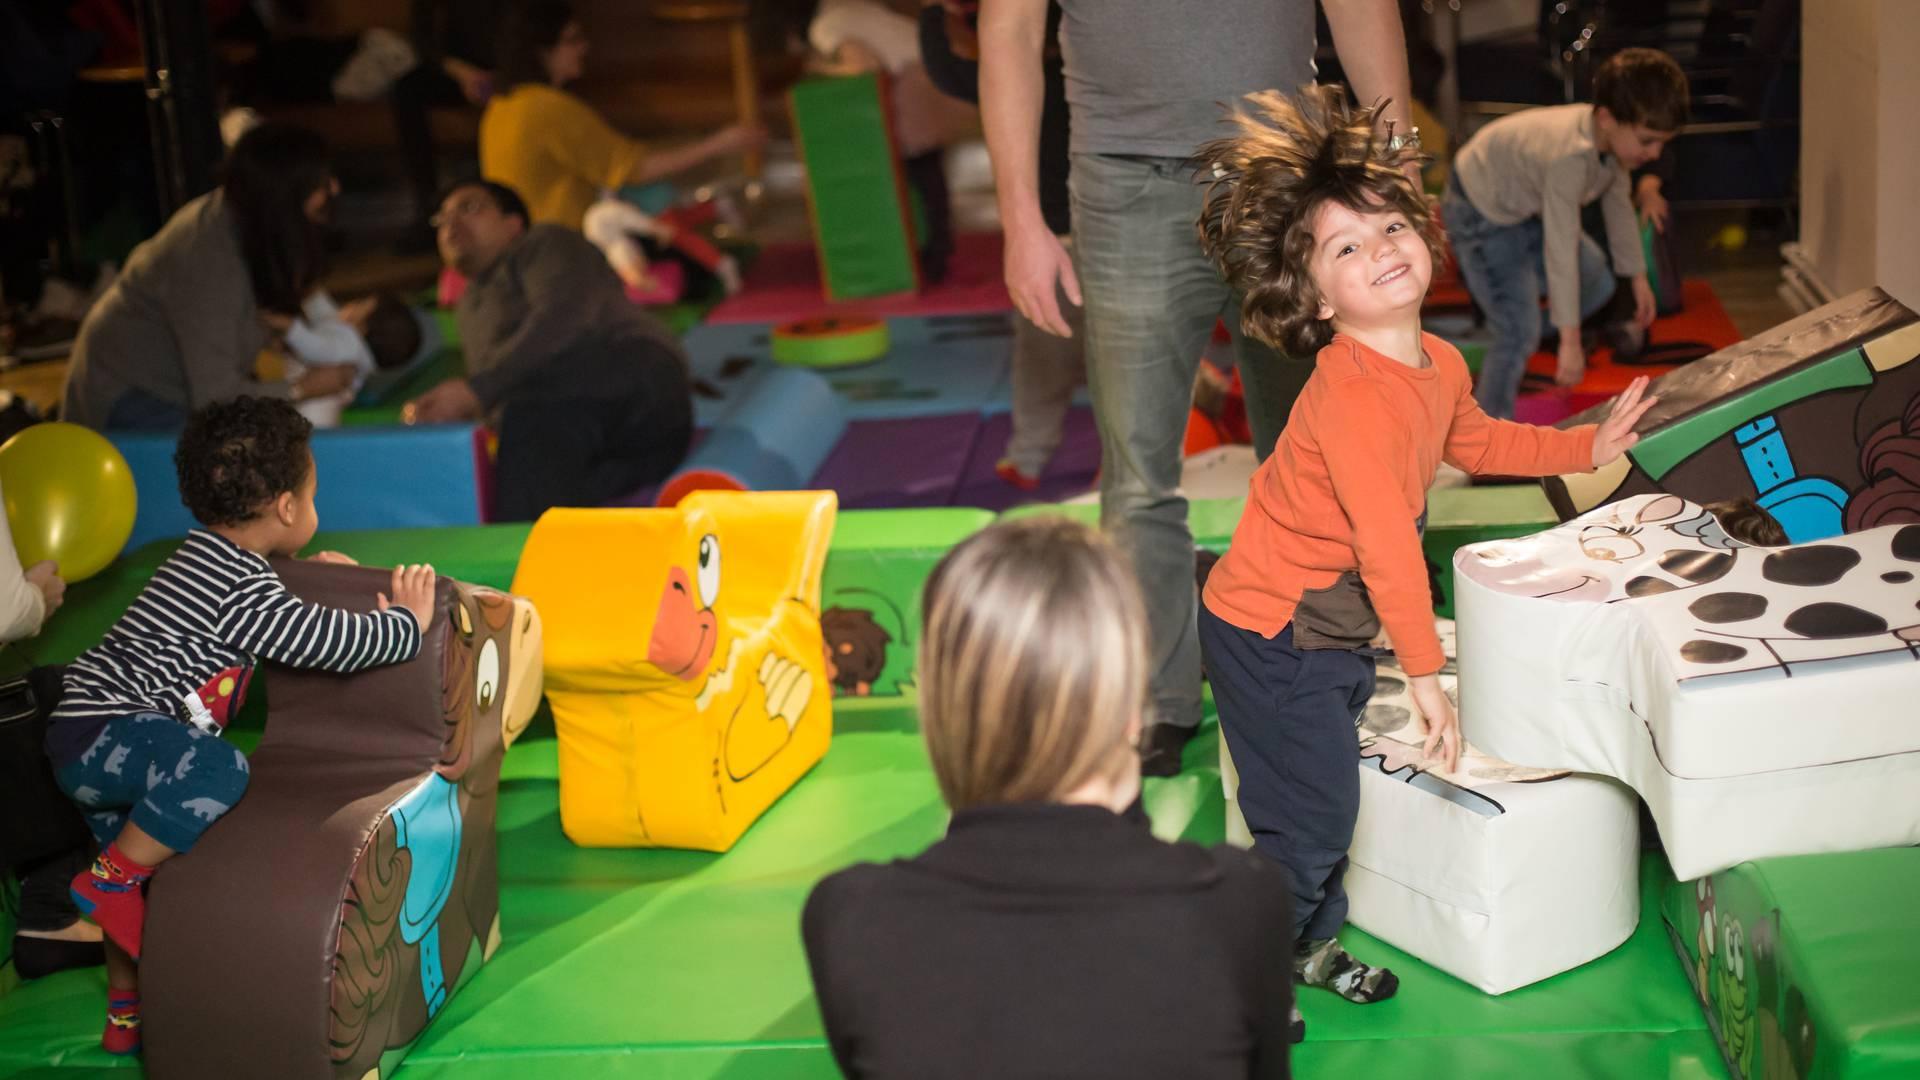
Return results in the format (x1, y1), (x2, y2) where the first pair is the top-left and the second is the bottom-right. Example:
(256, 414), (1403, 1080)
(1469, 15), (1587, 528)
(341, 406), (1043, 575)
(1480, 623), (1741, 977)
(378, 564), (438, 634)
(1591, 375), (1659, 468)
(1410, 674), (1462, 773)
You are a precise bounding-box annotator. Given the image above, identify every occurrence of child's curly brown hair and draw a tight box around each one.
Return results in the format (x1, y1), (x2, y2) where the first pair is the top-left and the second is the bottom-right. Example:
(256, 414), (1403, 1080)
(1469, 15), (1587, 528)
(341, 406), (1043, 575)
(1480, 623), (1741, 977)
(1194, 84), (1438, 358)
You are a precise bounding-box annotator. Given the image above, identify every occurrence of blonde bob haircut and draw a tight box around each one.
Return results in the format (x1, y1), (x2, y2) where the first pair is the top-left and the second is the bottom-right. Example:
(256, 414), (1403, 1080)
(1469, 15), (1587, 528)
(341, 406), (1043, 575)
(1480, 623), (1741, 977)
(917, 516), (1149, 810)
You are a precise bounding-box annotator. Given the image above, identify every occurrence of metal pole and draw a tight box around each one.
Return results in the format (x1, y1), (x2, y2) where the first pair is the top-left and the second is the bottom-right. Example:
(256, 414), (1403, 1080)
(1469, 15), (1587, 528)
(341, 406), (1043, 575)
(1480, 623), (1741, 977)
(134, 0), (223, 216)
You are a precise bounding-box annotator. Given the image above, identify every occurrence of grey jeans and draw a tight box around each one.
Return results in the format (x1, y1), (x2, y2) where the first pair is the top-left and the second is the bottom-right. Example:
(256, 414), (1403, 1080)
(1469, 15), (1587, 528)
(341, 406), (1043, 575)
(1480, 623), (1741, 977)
(1070, 152), (1313, 730)
(1004, 265), (1087, 479)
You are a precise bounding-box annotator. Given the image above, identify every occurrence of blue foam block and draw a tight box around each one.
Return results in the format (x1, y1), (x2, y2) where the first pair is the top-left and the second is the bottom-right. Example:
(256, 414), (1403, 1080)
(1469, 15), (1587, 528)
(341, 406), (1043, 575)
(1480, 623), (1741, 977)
(112, 424), (485, 548)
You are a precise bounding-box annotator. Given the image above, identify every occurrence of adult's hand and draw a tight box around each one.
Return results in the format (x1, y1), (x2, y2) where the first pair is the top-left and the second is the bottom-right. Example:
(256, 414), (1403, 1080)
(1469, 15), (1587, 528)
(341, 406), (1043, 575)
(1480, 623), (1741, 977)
(404, 378), (483, 424)
(1004, 224), (1081, 338)
(25, 560), (64, 618)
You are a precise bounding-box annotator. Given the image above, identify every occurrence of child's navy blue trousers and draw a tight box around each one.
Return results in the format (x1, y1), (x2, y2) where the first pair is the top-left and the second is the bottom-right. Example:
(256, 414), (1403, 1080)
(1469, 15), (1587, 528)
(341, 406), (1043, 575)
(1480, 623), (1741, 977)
(1199, 605), (1374, 942)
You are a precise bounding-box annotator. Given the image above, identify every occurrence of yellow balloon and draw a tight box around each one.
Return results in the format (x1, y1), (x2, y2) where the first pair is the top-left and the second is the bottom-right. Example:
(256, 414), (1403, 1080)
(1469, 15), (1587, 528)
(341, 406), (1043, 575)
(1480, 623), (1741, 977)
(0, 422), (138, 583)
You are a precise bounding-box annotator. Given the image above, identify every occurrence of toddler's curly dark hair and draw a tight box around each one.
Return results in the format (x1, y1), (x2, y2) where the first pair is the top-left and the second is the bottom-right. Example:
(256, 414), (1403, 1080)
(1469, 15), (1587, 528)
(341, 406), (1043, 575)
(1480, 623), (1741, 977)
(174, 396), (315, 527)
(1195, 84), (1438, 357)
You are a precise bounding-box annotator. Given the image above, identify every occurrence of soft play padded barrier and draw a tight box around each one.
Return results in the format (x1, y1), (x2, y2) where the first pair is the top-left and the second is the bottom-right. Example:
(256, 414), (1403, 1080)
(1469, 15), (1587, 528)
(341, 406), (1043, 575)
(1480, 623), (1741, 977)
(1455, 493), (1920, 879)
(1222, 620), (1640, 994)
(111, 424), (488, 548)
(511, 491), (837, 851)
(820, 508), (992, 699)
(1423, 485), (1560, 618)
(658, 367), (847, 506)
(1544, 287), (1920, 542)
(141, 562), (541, 1079)
(1660, 849), (1920, 1080)
(790, 74), (918, 300)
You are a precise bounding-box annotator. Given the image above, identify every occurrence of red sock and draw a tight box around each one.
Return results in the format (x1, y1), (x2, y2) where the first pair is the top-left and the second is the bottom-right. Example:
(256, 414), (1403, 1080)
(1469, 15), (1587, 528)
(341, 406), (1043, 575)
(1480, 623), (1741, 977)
(103, 990), (142, 1055)
(70, 844), (154, 960)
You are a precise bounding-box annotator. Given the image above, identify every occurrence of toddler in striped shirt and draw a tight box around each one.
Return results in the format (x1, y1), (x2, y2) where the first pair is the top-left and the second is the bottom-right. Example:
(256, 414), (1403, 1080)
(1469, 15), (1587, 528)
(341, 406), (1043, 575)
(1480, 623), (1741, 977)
(47, 395), (438, 1055)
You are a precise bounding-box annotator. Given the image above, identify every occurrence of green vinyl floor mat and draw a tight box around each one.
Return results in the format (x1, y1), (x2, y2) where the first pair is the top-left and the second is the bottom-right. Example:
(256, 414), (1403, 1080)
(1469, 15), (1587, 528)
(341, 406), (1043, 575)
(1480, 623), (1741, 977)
(0, 719), (1725, 1079)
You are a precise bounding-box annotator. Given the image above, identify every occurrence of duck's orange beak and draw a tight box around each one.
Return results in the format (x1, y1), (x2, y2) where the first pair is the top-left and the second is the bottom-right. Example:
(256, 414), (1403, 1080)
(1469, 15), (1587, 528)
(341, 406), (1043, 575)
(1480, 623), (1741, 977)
(647, 566), (716, 680)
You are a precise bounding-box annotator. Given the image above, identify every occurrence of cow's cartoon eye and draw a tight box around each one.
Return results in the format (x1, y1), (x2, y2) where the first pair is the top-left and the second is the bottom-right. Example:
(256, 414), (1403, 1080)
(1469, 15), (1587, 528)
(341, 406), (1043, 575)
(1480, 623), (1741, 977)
(475, 639), (499, 713)
(1581, 527), (1645, 563)
(696, 534), (722, 608)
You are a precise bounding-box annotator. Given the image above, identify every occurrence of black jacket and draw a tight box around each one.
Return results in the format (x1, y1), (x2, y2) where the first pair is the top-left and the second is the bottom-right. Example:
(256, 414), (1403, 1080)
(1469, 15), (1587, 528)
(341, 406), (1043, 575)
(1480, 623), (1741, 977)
(803, 801), (1294, 1079)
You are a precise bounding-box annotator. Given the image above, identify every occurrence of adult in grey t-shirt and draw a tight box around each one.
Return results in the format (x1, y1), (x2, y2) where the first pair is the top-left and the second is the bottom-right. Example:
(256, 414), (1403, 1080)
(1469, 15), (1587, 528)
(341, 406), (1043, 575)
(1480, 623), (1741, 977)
(980, 0), (1420, 770)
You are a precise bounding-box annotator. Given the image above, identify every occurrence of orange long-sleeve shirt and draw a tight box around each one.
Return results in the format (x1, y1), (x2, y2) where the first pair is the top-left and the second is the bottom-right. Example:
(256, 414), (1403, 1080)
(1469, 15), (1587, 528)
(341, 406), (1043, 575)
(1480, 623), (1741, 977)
(1203, 332), (1597, 676)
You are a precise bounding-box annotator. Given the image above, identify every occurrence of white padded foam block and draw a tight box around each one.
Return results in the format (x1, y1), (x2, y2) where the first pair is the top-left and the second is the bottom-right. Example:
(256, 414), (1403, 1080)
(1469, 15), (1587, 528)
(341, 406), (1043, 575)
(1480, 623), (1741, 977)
(1454, 494), (1920, 879)
(1222, 622), (1641, 995)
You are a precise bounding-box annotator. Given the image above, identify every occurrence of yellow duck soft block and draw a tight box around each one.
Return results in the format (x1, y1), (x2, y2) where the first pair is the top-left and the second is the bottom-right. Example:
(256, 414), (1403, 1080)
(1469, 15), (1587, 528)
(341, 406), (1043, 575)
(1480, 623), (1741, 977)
(511, 490), (838, 851)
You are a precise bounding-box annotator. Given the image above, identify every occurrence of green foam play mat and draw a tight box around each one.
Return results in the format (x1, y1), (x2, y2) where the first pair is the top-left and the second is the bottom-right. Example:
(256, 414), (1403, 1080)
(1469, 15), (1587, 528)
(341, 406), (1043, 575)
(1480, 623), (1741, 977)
(0, 512), (1770, 1078)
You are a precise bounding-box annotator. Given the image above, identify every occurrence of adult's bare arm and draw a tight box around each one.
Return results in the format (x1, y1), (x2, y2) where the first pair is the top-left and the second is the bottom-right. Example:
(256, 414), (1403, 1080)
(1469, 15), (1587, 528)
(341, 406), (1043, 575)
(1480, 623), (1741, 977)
(980, 0), (1079, 337)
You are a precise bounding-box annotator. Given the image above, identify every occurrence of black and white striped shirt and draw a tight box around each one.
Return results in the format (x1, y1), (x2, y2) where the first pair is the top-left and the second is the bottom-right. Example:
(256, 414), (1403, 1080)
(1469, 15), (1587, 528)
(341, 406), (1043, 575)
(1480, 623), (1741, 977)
(48, 529), (420, 763)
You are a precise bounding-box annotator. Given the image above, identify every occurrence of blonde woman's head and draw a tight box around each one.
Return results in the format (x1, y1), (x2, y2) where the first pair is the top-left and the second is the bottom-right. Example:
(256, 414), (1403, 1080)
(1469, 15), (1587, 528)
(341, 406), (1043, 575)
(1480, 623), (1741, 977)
(917, 516), (1149, 810)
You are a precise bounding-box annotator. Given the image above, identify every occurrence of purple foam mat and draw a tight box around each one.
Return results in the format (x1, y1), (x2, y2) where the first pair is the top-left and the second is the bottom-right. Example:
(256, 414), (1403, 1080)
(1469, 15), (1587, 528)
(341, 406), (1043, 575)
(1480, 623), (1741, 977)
(607, 407), (1101, 512)
(810, 413), (986, 509)
(950, 406), (1101, 512)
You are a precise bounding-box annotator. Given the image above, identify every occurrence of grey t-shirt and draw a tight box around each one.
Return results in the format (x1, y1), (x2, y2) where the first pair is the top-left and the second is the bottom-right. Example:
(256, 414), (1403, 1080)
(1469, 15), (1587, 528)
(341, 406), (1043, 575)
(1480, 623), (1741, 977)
(1058, 0), (1317, 158)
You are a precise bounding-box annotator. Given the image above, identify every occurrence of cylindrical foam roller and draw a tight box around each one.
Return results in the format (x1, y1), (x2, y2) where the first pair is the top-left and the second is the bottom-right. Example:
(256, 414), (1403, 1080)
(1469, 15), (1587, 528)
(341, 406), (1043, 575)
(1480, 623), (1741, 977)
(657, 366), (846, 505)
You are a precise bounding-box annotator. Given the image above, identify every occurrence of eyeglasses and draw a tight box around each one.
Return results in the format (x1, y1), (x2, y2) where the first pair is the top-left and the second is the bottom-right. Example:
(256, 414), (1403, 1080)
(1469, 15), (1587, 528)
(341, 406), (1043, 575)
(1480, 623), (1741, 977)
(430, 194), (496, 229)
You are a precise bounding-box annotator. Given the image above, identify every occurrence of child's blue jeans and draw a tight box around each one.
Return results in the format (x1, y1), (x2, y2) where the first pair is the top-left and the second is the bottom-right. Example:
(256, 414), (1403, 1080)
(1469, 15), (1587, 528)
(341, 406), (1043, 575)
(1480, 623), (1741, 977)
(1442, 173), (1619, 419)
(55, 713), (251, 853)
(1199, 607), (1374, 943)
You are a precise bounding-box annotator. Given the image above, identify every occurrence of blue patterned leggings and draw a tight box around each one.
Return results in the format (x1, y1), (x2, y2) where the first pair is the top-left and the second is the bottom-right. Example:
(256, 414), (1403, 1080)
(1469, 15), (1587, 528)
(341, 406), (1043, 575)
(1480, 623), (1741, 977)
(56, 713), (251, 854)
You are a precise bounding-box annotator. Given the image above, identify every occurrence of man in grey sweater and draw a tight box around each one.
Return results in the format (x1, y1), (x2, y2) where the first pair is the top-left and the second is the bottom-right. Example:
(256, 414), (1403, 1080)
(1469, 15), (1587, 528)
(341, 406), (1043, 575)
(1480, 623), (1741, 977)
(406, 180), (693, 521)
(979, 0), (1421, 774)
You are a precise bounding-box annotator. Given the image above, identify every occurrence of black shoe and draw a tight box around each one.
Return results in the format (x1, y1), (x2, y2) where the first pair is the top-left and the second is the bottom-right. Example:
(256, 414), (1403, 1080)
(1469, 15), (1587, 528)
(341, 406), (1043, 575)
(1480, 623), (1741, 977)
(1138, 722), (1195, 777)
(1288, 1004), (1306, 1044)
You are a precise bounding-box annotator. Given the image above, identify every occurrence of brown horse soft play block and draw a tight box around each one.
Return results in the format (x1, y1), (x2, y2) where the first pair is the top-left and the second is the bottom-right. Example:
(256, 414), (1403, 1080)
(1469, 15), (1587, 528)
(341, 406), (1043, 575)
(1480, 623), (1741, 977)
(139, 561), (542, 1079)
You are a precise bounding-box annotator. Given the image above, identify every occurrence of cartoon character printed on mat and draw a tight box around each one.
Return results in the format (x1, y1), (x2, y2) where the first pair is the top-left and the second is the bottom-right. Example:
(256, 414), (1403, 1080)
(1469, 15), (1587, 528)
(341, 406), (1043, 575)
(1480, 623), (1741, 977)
(1750, 912), (1819, 1080)
(1716, 913), (1757, 1078)
(1356, 629), (1569, 818)
(1548, 317), (1920, 540)
(1460, 495), (1920, 679)
(1695, 877), (1718, 994)
(644, 531), (825, 816)
(1459, 494), (1734, 603)
(329, 585), (541, 1080)
(822, 607), (890, 697)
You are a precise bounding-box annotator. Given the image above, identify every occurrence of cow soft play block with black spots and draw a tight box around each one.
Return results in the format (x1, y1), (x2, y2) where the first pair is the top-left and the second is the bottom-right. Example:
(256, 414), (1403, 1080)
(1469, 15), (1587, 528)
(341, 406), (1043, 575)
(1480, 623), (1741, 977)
(1453, 494), (1920, 879)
